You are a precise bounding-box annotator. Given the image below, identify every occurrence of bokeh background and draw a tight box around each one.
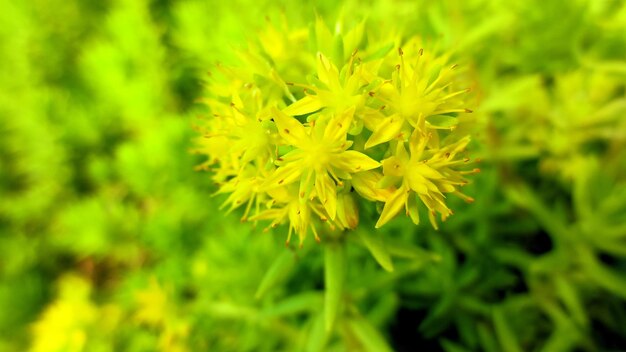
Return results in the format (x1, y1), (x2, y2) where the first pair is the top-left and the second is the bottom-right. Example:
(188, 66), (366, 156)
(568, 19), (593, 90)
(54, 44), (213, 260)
(1, 0), (626, 351)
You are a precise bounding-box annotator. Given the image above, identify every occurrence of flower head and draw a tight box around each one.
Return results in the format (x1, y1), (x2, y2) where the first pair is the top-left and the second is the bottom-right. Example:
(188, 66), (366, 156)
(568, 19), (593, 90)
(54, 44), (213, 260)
(196, 19), (477, 246)
(376, 130), (478, 229)
(263, 107), (380, 220)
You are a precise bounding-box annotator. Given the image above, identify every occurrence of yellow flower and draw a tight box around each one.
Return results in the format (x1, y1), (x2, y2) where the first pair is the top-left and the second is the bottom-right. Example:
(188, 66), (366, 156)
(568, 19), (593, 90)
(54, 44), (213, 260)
(283, 52), (368, 118)
(249, 185), (327, 246)
(365, 45), (471, 149)
(375, 130), (478, 229)
(196, 19), (477, 245)
(134, 278), (190, 352)
(263, 107), (380, 220)
(30, 275), (97, 352)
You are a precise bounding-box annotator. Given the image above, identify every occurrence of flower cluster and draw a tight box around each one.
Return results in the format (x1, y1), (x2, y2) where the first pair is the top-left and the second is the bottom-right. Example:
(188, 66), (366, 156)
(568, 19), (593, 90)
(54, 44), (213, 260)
(196, 19), (477, 246)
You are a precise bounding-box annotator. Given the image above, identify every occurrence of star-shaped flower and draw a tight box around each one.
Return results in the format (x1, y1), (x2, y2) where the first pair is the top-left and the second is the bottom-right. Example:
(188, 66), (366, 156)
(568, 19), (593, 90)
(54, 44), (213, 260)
(375, 130), (478, 229)
(263, 107), (380, 219)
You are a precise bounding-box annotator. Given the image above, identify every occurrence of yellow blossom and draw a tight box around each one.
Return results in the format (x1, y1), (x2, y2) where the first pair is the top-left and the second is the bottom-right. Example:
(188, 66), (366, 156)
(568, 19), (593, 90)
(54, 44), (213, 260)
(30, 275), (97, 352)
(263, 107), (380, 220)
(376, 130), (478, 229)
(365, 45), (470, 149)
(283, 52), (368, 117)
(196, 19), (477, 245)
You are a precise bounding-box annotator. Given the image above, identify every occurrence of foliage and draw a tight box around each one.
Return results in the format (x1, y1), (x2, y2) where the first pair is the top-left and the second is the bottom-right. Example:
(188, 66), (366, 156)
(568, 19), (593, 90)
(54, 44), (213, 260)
(0, 0), (625, 351)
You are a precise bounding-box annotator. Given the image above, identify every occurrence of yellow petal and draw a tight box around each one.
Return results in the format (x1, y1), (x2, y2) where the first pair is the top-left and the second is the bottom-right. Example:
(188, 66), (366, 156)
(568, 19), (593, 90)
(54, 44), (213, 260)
(375, 186), (409, 228)
(272, 107), (309, 146)
(248, 208), (287, 222)
(263, 162), (303, 189)
(382, 156), (404, 177)
(283, 95), (323, 116)
(435, 181), (456, 193)
(336, 193), (359, 229)
(299, 169), (315, 201)
(323, 106), (354, 143)
(315, 172), (337, 220)
(351, 171), (391, 202)
(332, 150), (381, 173)
(406, 172), (430, 194)
(361, 107), (386, 132)
(365, 115), (404, 149)
(406, 193), (420, 225)
(412, 163), (444, 179)
(317, 52), (341, 90)
(409, 129), (429, 159)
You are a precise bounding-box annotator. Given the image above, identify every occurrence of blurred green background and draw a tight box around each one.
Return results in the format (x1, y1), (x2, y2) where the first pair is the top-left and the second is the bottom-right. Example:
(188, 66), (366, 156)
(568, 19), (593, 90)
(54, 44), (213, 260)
(1, 0), (626, 351)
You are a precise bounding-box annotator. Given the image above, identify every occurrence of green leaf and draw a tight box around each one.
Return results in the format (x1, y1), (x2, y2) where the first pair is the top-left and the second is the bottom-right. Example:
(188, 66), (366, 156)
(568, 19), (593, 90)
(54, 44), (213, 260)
(580, 248), (626, 300)
(305, 313), (329, 352)
(255, 250), (294, 299)
(324, 241), (346, 332)
(427, 115), (459, 129)
(554, 277), (587, 327)
(332, 33), (345, 68)
(493, 306), (523, 352)
(262, 291), (322, 318)
(477, 322), (500, 352)
(363, 42), (394, 62)
(347, 316), (393, 352)
(385, 239), (441, 262)
(441, 339), (472, 352)
(357, 230), (394, 272)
